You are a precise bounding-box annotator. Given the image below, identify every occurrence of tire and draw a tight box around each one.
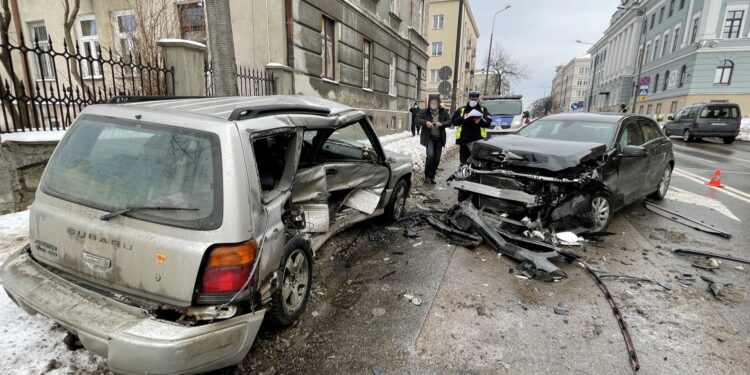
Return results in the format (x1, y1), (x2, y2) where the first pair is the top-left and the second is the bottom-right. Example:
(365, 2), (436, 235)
(384, 178), (409, 221)
(682, 129), (693, 142)
(267, 237), (313, 327)
(588, 192), (613, 232)
(649, 165), (672, 201)
(723, 137), (736, 144)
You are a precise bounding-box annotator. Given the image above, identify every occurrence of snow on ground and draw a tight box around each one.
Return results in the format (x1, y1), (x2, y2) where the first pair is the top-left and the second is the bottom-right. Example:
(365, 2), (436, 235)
(380, 128), (457, 176)
(0, 211), (108, 374)
(0, 130), (66, 143)
(738, 117), (750, 142)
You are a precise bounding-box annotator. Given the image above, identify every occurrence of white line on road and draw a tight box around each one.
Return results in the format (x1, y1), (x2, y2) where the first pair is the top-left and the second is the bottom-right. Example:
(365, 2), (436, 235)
(673, 149), (717, 164)
(672, 143), (750, 164)
(673, 168), (750, 204)
(676, 167), (750, 200)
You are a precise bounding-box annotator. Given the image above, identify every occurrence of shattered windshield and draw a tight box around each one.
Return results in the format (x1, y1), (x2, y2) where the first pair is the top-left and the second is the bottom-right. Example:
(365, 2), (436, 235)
(518, 119), (615, 145)
(483, 100), (523, 115)
(42, 115), (223, 230)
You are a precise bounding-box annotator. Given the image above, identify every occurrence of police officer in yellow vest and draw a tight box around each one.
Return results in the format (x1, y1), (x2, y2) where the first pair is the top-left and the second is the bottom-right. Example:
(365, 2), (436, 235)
(452, 91), (491, 164)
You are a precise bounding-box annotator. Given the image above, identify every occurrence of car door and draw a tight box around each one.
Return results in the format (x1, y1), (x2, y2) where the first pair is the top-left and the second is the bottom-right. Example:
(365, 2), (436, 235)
(615, 120), (648, 205)
(639, 119), (668, 192)
(666, 108), (687, 134)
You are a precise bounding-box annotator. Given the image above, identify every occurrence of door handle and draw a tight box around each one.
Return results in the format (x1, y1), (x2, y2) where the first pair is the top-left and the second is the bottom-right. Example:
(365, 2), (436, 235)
(326, 168), (337, 175)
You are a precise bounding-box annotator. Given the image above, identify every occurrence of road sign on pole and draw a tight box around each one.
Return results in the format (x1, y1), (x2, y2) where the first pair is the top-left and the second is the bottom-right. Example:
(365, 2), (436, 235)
(639, 85), (649, 97)
(438, 66), (453, 81)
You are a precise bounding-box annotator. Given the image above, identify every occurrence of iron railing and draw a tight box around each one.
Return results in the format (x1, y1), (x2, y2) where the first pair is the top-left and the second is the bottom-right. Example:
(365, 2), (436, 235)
(205, 62), (275, 97)
(0, 37), (174, 133)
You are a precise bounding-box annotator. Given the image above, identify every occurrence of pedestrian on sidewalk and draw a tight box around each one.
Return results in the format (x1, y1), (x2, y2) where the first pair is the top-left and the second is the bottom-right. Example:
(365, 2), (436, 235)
(452, 91), (491, 164)
(410, 102), (421, 136)
(416, 95), (449, 185)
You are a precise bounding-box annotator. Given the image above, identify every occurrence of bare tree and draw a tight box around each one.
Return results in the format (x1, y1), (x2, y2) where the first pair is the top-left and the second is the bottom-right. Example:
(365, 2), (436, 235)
(61, 0), (82, 87)
(0, 0), (29, 128)
(529, 96), (553, 118)
(205, 0), (237, 96)
(482, 43), (526, 96)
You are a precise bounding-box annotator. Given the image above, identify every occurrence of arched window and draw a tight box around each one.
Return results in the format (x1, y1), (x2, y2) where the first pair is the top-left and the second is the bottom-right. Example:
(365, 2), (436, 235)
(663, 70), (670, 91)
(653, 73), (660, 93)
(714, 60), (733, 84)
(679, 65), (687, 87)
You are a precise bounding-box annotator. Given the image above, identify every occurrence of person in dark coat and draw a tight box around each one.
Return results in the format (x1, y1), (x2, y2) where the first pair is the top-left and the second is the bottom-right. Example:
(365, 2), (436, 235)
(452, 91), (491, 164)
(416, 95), (450, 185)
(409, 102), (421, 136)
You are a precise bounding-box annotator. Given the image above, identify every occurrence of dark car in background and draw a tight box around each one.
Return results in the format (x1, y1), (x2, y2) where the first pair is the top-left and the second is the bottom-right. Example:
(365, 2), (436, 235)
(663, 103), (741, 144)
(451, 113), (674, 232)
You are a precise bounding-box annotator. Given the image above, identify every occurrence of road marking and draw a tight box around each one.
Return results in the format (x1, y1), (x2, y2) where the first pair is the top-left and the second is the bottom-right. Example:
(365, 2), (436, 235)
(672, 143), (750, 164)
(676, 167), (750, 200)
(673, 149), (717, 164)
(673, 168), (750, 205)
(666, 187), (739, 221)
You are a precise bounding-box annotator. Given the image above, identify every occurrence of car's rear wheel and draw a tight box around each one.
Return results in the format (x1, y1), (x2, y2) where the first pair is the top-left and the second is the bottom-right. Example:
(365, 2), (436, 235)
(682, 129), (693, 142)
(267, 237), (313, 327)
(649, 165), (672, 200)
(723, 137), (736, 144)
(384, 178), (409, 221)
(589, 193), (613, 232)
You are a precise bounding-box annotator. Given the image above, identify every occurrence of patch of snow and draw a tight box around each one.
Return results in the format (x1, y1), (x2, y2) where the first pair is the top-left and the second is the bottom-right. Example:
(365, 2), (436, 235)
(738, 117), (750, 142)
(0, 210), (28, 263)
(381, 129), (457, 176)
(0, 130), (65, 143)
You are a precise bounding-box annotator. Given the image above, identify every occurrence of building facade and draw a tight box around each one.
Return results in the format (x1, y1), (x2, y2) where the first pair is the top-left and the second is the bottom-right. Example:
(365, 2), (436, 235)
(3, 0), (430, 133)
(550, 55), (591, 113)
(587, 0), (750, 116)
(425, 0), (479, 107)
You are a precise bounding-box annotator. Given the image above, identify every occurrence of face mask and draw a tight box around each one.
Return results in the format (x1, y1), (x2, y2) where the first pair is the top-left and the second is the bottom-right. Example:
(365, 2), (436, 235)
(469, 100), (478, 107)
(430, 104), (438, 110)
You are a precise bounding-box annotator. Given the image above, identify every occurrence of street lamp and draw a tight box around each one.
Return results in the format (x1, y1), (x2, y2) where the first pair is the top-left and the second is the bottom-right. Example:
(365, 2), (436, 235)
(577, 40), (598, 112)
(483, 5), (512, 96)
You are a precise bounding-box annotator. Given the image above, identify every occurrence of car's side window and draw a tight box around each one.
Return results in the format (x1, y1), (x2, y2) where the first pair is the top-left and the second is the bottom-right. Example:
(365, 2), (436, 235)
(321, 121), (378, 162)
(251, 132), (295, 192)
(685, 108), (697, 119)
(640, 121), (660, 142)
(674, 108), (686, 120)
(618, 122), (645, 151)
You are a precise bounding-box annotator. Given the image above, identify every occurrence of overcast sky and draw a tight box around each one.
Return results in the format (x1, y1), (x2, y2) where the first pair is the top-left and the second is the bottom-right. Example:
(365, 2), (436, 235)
(467, 0), (618, 107)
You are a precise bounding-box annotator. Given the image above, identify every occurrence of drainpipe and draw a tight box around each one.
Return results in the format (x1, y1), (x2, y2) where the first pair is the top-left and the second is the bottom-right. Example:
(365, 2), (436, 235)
(284, 0), (295, 93)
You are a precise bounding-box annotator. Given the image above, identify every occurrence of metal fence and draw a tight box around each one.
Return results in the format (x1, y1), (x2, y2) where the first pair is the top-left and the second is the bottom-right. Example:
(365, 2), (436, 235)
(0, 37), (174, 133)
(205, 62), (275, 97)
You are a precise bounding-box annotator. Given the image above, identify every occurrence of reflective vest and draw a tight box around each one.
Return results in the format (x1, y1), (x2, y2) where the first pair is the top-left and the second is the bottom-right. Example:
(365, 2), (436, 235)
(456, 107), (488, 140)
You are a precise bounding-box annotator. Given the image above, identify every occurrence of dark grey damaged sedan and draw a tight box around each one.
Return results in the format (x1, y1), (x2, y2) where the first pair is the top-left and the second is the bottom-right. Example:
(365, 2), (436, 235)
(452, 113), (674, 232)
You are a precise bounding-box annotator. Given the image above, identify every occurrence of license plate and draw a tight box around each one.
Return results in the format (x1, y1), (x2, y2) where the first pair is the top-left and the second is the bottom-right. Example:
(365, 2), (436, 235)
(711, 123), (726, 126)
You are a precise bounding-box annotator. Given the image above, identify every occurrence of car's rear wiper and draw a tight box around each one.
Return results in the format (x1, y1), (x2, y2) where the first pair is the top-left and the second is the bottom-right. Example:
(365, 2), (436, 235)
(100, 206), (199, 221)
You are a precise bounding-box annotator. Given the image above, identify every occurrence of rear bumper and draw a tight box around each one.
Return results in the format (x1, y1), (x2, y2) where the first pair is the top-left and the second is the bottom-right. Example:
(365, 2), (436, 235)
(692, 129), (740, 137)
(0, 249), (264, 375)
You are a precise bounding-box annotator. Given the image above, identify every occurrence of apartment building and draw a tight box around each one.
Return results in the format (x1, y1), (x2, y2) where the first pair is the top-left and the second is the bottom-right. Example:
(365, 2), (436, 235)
(425, 0), (479, 107)
(587, 0), (750, 116)
(3, 0), (430, 132)
(550, 55), (591, 113)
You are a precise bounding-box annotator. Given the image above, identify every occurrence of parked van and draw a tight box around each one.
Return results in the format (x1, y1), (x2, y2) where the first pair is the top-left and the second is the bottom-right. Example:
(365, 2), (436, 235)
(663, 103), (741, 144)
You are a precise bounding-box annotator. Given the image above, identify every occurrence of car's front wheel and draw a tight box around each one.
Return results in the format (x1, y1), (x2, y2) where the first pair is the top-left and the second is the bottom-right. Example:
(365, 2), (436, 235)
(682, 129), (693, 142)
(589, 193), (613, 232)
(723, 137), (736, 144)
(267, 237), (313, 327)
(649, 165), (672, 200)
(384, 178), (409, 221)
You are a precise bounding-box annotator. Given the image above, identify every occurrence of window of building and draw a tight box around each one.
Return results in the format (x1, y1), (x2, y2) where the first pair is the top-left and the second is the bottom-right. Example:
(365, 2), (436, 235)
(670, 101), (678, 113)
(679, 65), (687, 87)
(416, 0), (425, 33)
(652, 38), (660, 61)
(646, 104), (653, 114)
(112, 10), (136, 57)
(672, 28), (680, 52)
(659, 7), (665, 23)
(177, 2), (206, 43)
(389, 56), (397, 96)
(431, 41), (443, 56)
(656, 103), (663, 114)
(690, 17), (700, 44)
(433, 14), (444, 29)
(28, 21), (54, 80)
(680, 0), (685, 10)
(430, 69), (439, 82)
(362, 40), (371, 89)
(390, 0), (399, 14)
(653, 73), (659, 93)
(644, 43), (651, 64)
(76, 15), (101, 78)
(663, 70), (670, 91)
(650, 13), (656, 29)
(669, 0), (675, 17)
(662, 33), (670, 56)
(321, 16), (336, 80)
(714, 60), (733, 85)
(723, 10), (744, 39)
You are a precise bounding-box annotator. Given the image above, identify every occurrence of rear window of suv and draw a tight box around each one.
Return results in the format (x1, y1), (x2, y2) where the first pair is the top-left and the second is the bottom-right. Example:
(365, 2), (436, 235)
(699, 106), (739, 119)
(42, 115), (223, 230)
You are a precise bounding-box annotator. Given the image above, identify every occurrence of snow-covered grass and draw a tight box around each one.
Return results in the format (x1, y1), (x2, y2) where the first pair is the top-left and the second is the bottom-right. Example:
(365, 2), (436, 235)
(0, 211), (108, 374)
(380, 129), (457, 176)
(0, 130), (66, 143)
(738, 117), (750, 142)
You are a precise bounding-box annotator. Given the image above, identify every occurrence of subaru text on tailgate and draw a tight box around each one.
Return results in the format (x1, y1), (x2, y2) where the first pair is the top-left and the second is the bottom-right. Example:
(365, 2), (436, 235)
(0, 96), (412, 374)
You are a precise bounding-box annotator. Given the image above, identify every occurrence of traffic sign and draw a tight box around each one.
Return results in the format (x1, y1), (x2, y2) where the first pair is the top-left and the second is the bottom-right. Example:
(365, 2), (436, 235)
(639, 95), (646, 102)
(438, 66), (453, 81)
(438, 81), (452, 96)
(571, 102), (581, 110)
(639, 87), (649, 96)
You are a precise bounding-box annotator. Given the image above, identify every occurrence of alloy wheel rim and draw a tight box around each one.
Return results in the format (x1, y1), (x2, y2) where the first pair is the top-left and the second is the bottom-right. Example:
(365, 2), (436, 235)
(281, 250), (309, 312)
(591, 197), (610, 230)
(683, 130), (690, 142)
(659, 168), (672, 196)
(393, 185), (406, 218)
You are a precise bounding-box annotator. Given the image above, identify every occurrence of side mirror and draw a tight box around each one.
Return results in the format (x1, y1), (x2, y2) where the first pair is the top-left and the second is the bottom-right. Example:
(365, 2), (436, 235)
(620, 145), (647, 157)
(667, 115), (674, 121)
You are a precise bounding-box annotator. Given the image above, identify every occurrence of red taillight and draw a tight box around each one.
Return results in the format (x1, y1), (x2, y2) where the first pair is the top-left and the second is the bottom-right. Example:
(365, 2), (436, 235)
(200, 241), (258, 294)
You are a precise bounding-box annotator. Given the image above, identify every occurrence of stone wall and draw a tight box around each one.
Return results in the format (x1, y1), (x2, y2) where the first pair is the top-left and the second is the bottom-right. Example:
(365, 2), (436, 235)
(0, 140), (58, 214)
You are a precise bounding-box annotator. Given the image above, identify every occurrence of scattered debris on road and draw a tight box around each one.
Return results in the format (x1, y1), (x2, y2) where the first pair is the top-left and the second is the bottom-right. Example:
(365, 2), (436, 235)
(598, 273), (672, 290)
(553, 303), (570, 316)
(673, 248), (750, 265)
(644, 202), (732, 238)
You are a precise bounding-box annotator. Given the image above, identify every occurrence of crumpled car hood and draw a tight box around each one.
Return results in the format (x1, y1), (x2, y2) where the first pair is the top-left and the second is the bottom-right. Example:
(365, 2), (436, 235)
(471, 135), (607, 172)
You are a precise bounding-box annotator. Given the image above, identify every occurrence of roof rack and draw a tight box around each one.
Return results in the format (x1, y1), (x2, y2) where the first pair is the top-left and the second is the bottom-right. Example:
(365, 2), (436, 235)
(106, 95), (205, 104)
(228, 104), (331, 121)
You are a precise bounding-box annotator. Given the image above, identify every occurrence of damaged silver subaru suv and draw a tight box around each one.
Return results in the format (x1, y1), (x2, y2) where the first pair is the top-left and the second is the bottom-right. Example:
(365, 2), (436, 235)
(452, 113), (674, 232)
(0, 96), (412, 374)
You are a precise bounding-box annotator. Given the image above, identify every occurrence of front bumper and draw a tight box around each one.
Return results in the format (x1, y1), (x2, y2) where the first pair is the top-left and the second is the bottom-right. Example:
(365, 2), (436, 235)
(0, 249), (264, 375)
